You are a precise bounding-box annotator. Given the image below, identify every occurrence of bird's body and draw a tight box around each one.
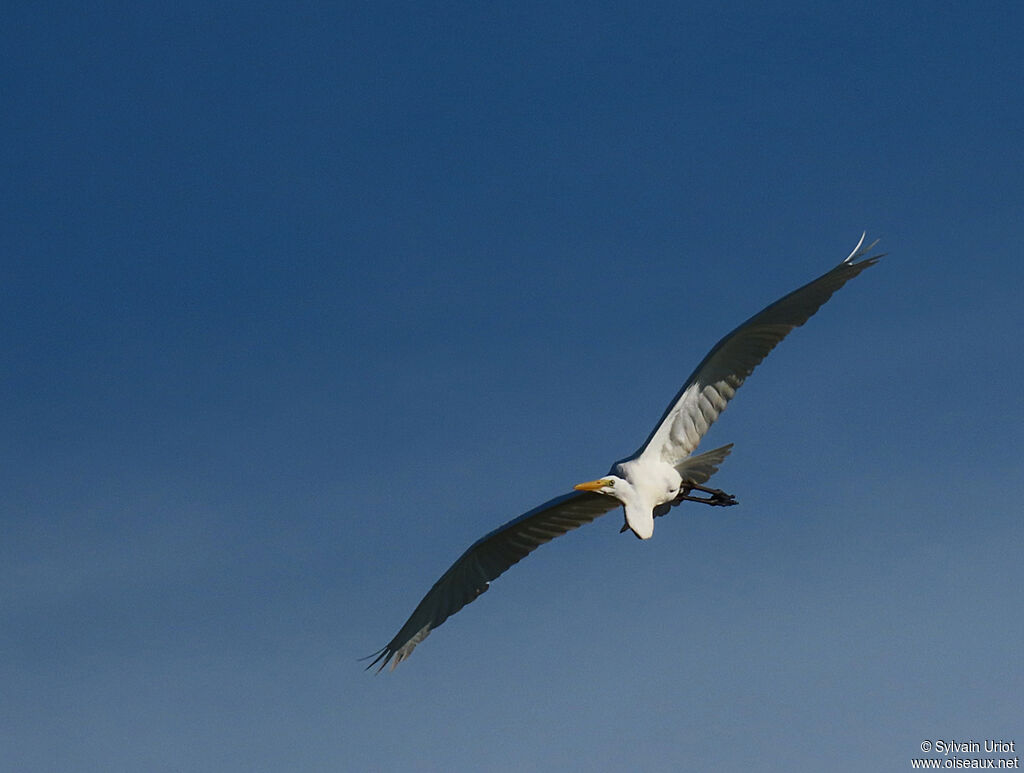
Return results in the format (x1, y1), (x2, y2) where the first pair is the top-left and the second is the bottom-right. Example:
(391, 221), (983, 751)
(583, 457), (685, 540)
(367, 234), (884, 671)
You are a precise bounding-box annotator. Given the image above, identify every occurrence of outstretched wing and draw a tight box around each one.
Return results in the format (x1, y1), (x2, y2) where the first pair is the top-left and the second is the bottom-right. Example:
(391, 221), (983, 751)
(637, 234), (883, 466)
(365, 490), (621, 671)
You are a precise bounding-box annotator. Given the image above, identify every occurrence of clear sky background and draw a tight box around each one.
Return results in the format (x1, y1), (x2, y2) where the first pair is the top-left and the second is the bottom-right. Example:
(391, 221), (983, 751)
(3, 3), (1022, 771)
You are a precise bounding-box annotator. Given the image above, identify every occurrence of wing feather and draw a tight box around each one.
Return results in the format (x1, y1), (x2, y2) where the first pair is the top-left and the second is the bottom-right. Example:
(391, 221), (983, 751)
(637, 234), (884, 465)
(365, 490), (621, 671)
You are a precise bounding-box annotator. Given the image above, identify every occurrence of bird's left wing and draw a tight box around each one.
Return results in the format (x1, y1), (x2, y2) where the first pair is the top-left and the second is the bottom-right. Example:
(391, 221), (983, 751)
(636, 234), (884, 467)
(365, 490), (622, 671)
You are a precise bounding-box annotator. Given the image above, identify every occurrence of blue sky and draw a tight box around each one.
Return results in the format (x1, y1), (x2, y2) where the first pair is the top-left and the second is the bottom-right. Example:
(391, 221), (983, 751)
(3, 3), (1022, 771)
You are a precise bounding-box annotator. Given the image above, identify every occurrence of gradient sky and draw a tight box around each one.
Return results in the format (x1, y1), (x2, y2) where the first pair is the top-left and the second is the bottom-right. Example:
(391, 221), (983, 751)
(3, 3), (1022, 771)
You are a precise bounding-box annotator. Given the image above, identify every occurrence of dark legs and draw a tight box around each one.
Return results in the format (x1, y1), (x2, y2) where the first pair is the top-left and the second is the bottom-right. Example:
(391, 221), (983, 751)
(672, 482), (738, 508)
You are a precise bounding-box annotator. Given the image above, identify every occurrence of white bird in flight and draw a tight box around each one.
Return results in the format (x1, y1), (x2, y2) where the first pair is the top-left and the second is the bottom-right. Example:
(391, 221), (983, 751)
(367, 234), (884, 671)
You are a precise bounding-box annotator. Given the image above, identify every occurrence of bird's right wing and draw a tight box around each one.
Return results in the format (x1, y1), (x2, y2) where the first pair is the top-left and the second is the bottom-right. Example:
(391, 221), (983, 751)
(365, 490), (622, 671)
(636, 234), (884, 467)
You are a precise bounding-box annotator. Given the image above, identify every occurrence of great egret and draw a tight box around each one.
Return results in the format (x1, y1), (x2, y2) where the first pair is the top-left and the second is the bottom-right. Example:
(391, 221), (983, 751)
(367, 233), (884, 671)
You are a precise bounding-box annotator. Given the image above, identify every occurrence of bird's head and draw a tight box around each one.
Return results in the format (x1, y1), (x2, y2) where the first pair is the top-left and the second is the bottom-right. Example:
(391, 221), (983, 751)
(574, 475), (625, 499)
(575, 473), (652, 538)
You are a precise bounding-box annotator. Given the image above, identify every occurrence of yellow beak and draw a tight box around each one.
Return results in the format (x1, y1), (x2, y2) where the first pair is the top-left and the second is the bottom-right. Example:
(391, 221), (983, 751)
(574, 478), (611, 492)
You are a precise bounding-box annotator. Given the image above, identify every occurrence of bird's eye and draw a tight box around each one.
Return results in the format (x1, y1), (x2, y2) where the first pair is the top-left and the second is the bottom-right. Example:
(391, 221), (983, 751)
(607, 480), (615, 487)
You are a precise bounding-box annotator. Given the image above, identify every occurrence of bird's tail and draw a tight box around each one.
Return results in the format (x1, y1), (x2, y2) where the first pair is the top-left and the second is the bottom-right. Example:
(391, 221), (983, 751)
(674, 443), (733, 484)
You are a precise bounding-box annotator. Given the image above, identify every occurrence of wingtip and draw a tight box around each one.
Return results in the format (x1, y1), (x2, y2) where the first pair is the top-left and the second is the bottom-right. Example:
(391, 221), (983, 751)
(843, 231), (883, 265)
(360, 647), (394, 673)
(362, 622), (433, 673)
